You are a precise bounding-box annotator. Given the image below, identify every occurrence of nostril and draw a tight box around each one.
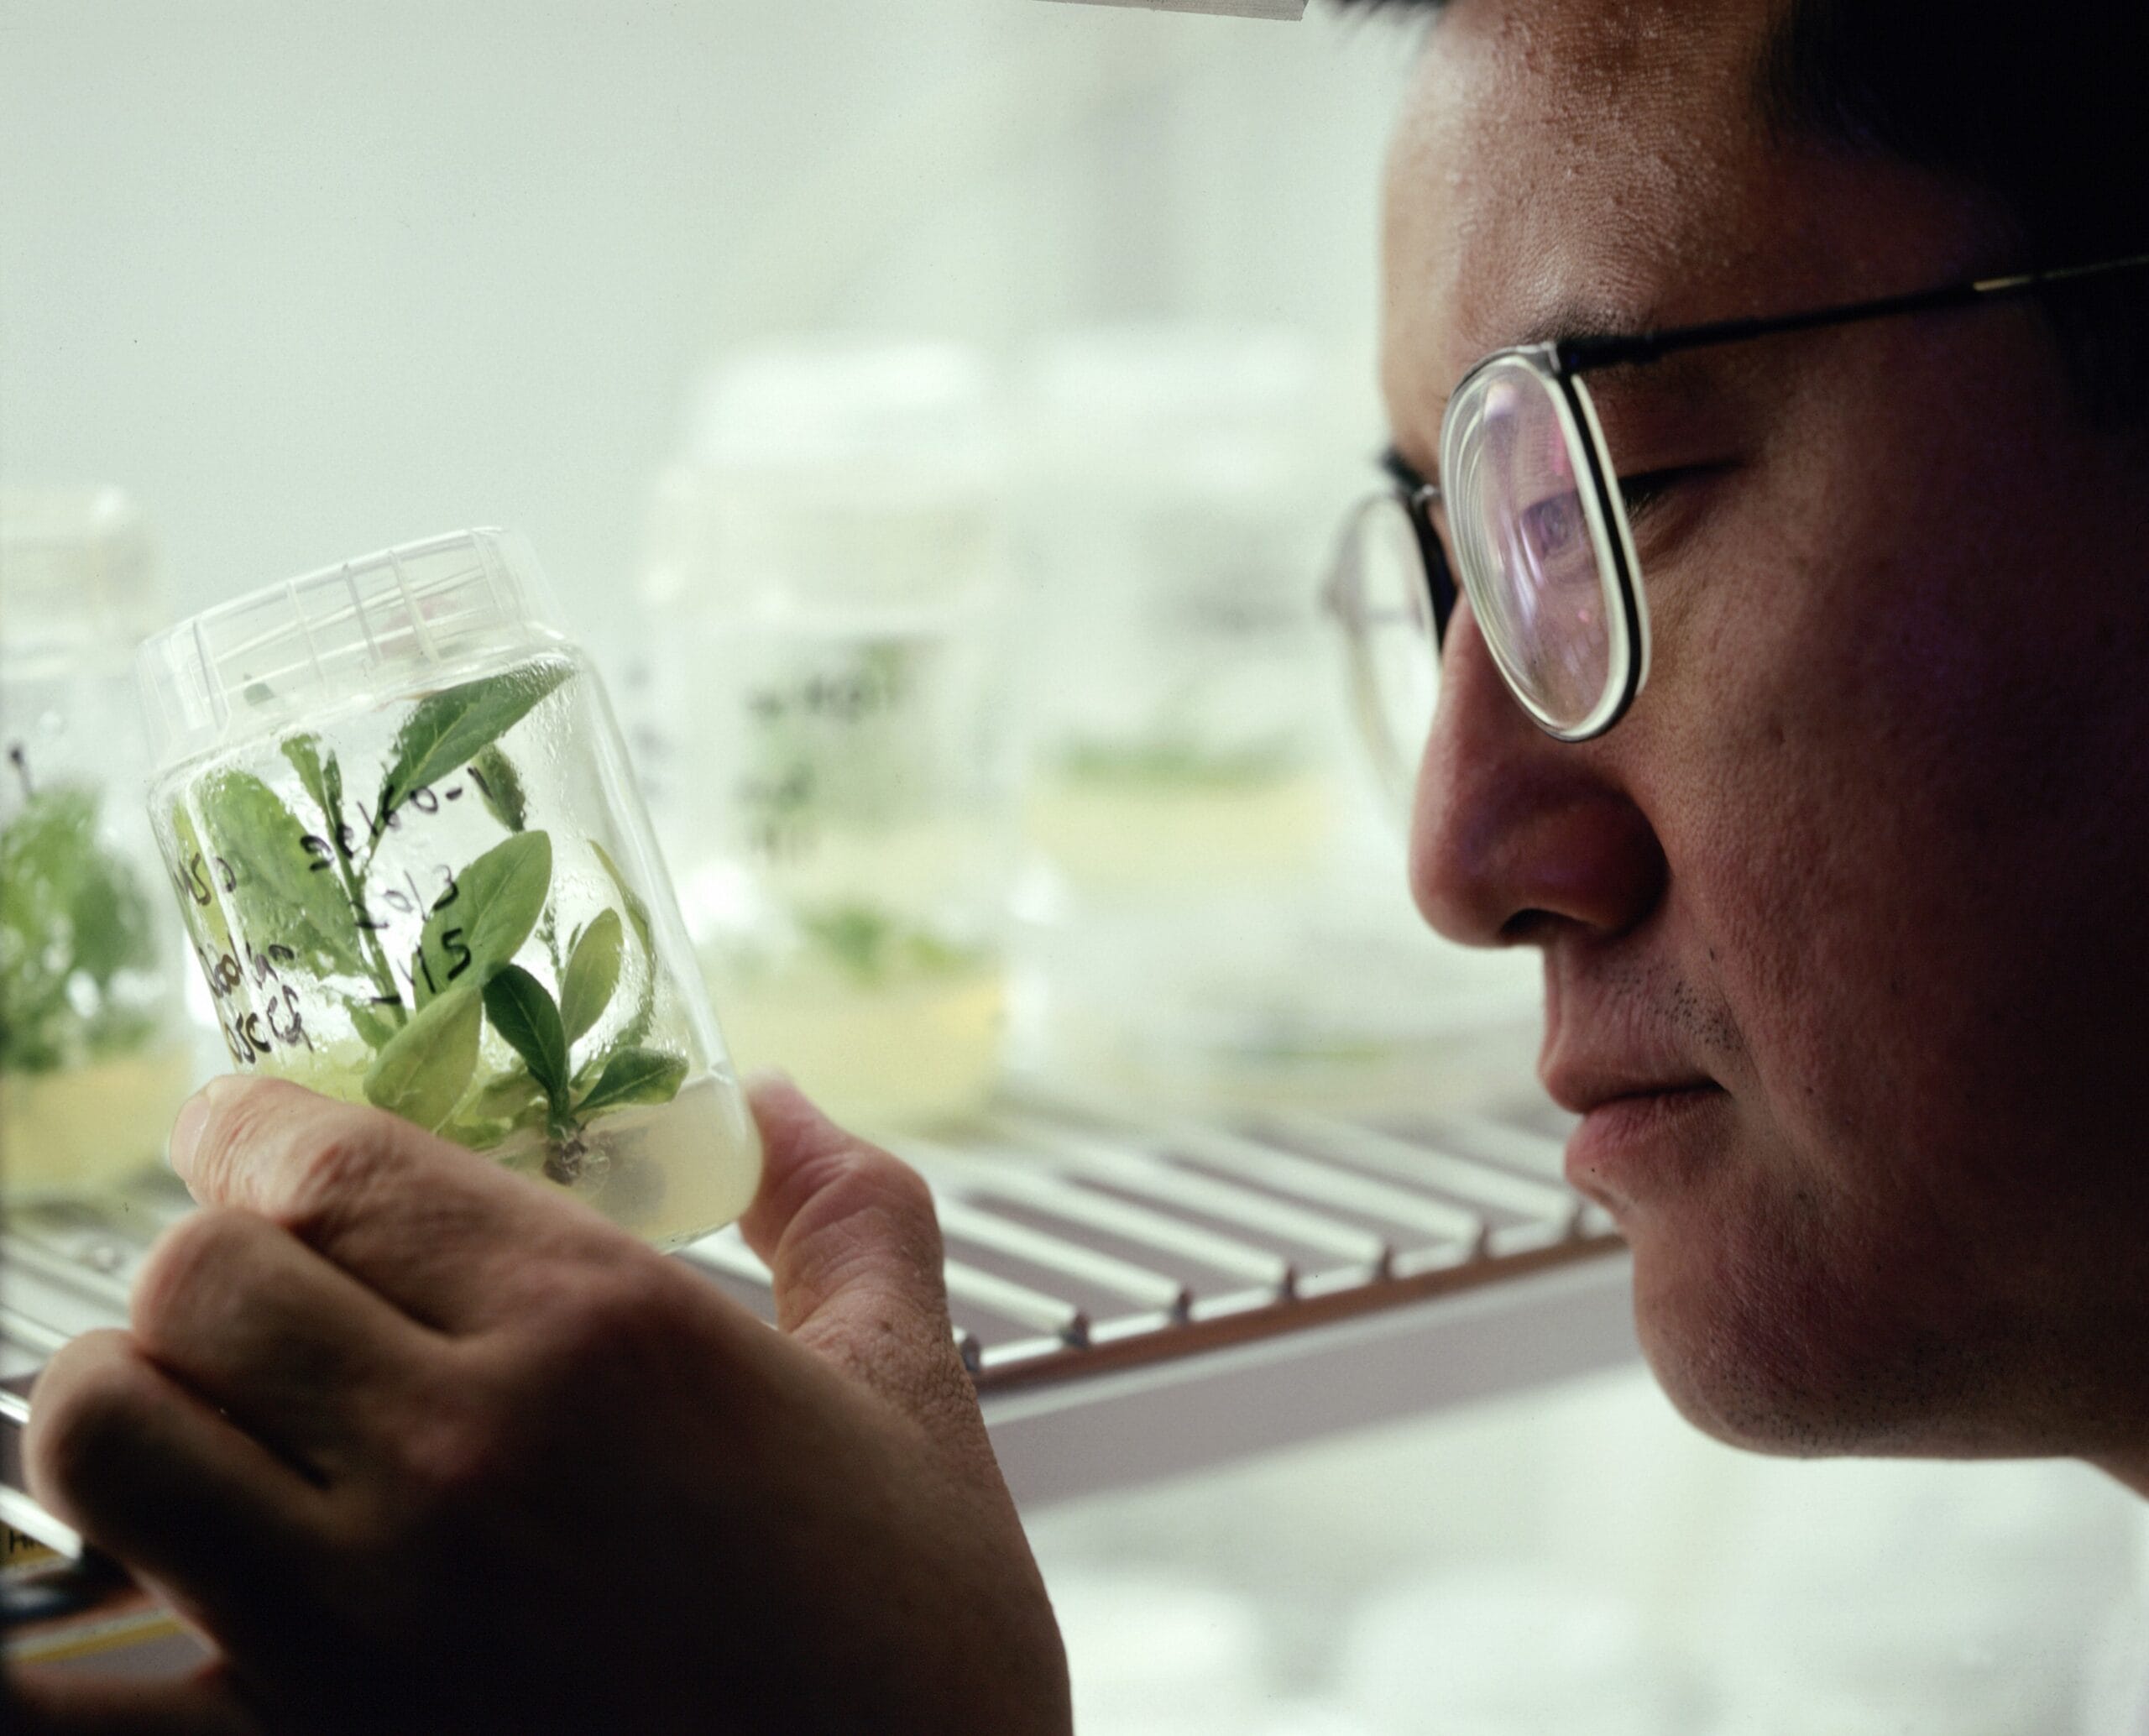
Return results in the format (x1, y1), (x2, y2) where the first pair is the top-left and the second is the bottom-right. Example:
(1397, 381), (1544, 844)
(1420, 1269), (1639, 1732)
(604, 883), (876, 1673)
(1499, 908), (1559, 946)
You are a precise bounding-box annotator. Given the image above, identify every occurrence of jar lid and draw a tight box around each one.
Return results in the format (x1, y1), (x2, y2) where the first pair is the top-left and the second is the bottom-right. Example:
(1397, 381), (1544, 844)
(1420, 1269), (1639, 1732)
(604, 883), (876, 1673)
(136, 527), (560, 769)
(646, 339), (1007, 616)
(1023, 324), (1335, 500)
(0, 487), (167, 653)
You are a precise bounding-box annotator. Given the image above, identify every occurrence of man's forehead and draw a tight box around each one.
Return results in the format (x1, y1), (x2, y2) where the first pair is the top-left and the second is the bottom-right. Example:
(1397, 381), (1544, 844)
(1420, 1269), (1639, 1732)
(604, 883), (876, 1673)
(1378, 0), (1781, 442)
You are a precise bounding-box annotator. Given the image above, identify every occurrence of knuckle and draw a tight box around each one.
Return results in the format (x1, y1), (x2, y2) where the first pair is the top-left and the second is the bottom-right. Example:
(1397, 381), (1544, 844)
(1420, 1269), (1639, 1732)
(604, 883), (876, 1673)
(129, 1207), (263, 1339)
(26, 1341), (159, 1508)
(529, 1250), (698, 1388)
(393, 1384), (513, 1515)
(819, 1142), (940, 1239)
(279, 1117), (396, 1236)
(798, 1144), (947, 1276)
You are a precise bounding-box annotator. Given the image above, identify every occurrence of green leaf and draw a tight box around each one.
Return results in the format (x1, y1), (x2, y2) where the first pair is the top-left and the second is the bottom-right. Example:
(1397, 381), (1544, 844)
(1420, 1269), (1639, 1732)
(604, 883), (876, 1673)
(437, 1115), (514, 1153)
(469, 744), (528, 834)
(281, 734), (340, 834)
(348, 1000), (402, 1050)
(468, 1068), (547, 1122)
(363, 981), (483, 1132)
(558, 907), (623, 1045)
(196, 771), (369, 979)
(589, 840), (657, 1048)
(482, 965), (570, 1106)
(377, 661), (570, 819)
(409, 944), (437, 1012)
(409, 830), (552, 1033)
(416, 830), (552, 996)
(573, 1044), (688, 1116)
(461, 831), (552, 970)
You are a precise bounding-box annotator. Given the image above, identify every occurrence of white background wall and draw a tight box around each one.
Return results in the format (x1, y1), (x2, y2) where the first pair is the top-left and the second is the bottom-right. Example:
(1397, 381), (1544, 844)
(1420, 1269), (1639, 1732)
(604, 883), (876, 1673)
(1, 0), (1420, 625)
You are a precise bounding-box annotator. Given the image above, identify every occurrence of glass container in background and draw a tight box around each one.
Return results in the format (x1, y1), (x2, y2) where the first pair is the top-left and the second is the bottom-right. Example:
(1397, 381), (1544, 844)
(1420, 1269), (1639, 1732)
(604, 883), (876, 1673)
(135, 529), (761, 1251)
(0, 489), (194, 1206)
(1010, 327), (1541, 1109)
(641, 341), (1016, 1131)
(1018, 327), (1347, 897)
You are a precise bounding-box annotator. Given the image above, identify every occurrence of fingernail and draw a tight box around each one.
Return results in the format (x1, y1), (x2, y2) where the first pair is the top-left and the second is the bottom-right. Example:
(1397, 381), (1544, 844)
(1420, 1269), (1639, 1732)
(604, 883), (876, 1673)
(744, 1067), (797, 1094)
(166, 1075), (236, 1181)
(167, 1094), (211, 1179)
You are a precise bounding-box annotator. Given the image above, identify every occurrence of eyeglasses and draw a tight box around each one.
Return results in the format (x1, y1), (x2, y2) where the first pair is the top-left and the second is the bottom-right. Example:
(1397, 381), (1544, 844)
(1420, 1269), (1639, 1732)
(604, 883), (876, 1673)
(1320, 252), (2149, 811)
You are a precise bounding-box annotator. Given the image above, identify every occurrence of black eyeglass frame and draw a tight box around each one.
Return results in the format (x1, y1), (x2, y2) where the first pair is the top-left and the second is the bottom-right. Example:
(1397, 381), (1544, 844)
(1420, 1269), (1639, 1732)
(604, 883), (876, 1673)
(1373, 250), (2149, 743)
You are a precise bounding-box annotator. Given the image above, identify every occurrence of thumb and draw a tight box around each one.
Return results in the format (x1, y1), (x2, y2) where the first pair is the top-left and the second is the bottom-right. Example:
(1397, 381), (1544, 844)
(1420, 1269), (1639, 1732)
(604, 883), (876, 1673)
(9, 1665), (264, 1735)
(739, 1075), (969, 1421)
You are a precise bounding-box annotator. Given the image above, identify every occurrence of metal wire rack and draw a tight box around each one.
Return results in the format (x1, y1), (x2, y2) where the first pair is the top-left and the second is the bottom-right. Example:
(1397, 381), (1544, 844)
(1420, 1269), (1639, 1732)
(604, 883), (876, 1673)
(3, 1082), (1630, 1526)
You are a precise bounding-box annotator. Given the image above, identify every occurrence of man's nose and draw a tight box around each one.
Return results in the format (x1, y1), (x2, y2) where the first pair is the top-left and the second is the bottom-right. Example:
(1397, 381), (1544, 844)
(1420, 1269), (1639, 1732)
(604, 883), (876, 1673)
(1409, 607), (1666, 948)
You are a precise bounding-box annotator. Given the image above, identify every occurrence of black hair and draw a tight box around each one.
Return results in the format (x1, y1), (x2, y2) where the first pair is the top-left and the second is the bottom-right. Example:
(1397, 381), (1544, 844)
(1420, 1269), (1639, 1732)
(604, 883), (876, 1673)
(1344, 0), (2149, 422)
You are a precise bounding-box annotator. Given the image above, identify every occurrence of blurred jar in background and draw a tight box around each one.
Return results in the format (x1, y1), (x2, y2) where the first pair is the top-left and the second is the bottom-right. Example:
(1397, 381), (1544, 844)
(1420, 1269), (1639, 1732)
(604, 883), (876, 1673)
(1014, 327), (1460, 1106)
(1019, 327), (1344, 897)
(0, 489), (194, 1205)
(640, 341), (1016, 1131)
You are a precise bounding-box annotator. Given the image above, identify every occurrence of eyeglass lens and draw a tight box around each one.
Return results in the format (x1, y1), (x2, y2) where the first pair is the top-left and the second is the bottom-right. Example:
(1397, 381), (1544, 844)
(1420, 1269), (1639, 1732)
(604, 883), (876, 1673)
(1441, 355), (1614, 735)
(1334, 492), (1441, 807)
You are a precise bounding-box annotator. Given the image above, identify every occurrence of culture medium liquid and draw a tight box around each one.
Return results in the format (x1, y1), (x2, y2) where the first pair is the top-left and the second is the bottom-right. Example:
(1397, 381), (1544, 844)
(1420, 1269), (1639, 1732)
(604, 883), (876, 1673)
(714, 951), (1003, 1132)
(1026, 763), (1331, 895)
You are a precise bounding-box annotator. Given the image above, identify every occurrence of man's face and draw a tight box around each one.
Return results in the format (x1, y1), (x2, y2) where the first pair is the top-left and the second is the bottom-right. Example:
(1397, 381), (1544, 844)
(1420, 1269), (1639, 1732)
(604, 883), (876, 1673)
(1386, 0), (2149, 1460)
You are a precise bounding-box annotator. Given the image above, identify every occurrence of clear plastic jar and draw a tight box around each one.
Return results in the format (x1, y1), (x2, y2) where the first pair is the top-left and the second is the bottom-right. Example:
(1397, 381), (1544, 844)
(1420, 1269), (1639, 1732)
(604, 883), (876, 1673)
(641, 342), (1016, 1129)
(1, 489), (195, 1205)
(136, 529), (761, 1251)
(1018, 327), (1348, 896)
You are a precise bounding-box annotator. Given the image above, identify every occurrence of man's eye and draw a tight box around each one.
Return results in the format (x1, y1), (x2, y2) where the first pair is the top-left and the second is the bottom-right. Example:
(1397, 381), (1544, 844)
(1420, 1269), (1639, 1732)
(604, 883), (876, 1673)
(1519, 494), (1585, 562)
(1614, 470), (1682, 517)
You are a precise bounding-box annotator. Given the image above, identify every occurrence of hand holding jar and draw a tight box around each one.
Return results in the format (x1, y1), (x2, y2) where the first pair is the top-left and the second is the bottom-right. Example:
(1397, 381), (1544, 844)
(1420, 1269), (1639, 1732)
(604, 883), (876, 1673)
(17, 1075), (1072, 1734)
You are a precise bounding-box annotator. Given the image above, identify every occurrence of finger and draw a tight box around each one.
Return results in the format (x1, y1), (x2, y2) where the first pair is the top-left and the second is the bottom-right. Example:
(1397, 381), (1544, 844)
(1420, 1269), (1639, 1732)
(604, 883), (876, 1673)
(25, 1331), (327, 1656)
(740, 1077), (973, 1427)
(128, 1206), (446, 1481)
(10, 1665), (264, 1736)
(170, 1074), (622, 1334)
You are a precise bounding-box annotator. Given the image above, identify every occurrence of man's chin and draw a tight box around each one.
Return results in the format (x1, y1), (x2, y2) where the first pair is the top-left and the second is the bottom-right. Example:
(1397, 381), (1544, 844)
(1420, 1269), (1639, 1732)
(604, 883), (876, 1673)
(1624, 1225), (1965, 1461)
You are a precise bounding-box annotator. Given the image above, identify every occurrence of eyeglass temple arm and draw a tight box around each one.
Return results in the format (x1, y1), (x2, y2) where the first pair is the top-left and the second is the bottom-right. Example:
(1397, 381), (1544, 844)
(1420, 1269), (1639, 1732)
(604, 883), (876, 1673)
(1376, 447), (1458, 641)
(1555, 251), (2149, 374)
(1382, 447), (1441, 505)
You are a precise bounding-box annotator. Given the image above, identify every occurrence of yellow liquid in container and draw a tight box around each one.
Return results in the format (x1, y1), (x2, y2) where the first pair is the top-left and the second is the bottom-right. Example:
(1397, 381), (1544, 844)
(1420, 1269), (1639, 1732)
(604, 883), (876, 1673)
(492, 1071), (762, 1253)
(714, 957), (1004, 1132)
(0, 1038), (194, 1205)
(1026, 769), (1332, 895)
(248, 1043), (759, 1253)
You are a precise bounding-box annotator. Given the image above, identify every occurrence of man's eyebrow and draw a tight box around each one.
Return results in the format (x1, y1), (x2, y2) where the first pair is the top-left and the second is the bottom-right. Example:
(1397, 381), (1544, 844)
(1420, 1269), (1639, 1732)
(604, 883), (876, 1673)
(1379, 443), (1430, 489)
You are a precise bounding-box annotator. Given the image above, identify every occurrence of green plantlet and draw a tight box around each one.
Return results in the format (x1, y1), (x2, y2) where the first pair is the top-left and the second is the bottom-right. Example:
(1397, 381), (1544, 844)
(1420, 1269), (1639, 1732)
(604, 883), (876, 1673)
(0, 785), (161, 1075)
(797, 900), (983, 991)
(1057, 731), (1296, 792)
(170, 664), (690, 1182)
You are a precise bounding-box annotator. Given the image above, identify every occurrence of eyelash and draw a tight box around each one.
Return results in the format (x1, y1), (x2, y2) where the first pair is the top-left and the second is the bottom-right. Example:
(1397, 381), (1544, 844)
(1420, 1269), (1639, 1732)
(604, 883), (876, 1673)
(1613, 468), (1690, 517)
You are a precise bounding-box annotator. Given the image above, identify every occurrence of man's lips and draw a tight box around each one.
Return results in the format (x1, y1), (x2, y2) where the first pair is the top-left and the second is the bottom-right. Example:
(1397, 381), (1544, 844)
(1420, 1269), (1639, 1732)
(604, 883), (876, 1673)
(1557, 1080), (1728, 1208)
(1541, 1063), (1722, 1119)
